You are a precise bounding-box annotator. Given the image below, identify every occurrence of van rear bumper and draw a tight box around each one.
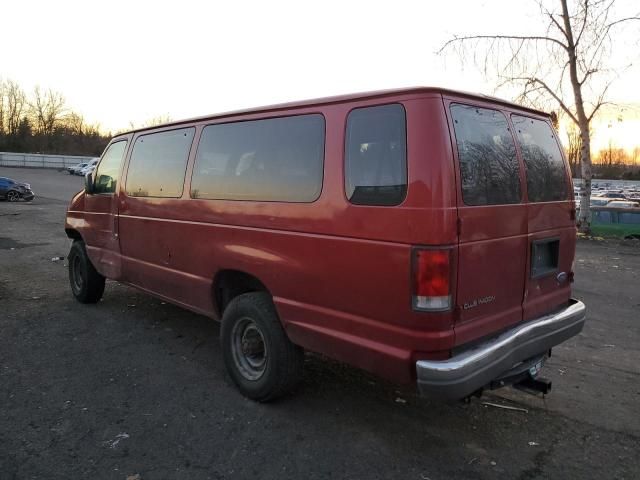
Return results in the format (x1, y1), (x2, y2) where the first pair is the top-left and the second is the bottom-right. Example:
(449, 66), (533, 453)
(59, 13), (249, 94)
(416, 299), (586, 400)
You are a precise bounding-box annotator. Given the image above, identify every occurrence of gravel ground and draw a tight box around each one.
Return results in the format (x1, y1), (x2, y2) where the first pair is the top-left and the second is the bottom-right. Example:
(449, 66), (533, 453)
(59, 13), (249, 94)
(1, 167), (639, 479)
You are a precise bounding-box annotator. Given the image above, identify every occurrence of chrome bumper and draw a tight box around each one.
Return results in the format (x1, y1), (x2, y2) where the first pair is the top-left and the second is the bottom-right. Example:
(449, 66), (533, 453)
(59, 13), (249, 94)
(416, 299), (586, 400)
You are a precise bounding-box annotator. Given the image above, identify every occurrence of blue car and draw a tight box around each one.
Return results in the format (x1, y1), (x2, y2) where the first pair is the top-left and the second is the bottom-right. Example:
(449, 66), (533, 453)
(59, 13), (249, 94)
(0, 177), (35, 202)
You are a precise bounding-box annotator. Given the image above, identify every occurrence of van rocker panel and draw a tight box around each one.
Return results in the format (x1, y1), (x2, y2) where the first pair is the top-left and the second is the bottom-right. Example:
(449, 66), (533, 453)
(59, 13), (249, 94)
(416, 299), (586, 399)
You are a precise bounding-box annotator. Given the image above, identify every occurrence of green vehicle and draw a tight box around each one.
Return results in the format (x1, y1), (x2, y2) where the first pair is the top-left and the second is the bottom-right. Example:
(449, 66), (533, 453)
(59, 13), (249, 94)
(591, 207), (640, 239)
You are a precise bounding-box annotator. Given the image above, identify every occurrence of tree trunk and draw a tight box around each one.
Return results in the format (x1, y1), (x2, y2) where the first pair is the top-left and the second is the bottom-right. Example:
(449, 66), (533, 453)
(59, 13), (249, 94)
(560, 0), (591, 233)
(577, 122), (592, 232)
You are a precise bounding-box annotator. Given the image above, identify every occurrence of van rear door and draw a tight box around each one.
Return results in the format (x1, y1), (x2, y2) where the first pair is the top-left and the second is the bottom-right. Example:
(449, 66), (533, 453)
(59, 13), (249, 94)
(446, 101), (528, 345)
(511, 114), (575, 321)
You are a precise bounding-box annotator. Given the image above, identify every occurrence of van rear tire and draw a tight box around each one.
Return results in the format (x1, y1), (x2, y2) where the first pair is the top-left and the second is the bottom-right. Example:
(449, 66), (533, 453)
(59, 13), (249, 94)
(68, 240), (105, 304)
(221, 292), (303, 401)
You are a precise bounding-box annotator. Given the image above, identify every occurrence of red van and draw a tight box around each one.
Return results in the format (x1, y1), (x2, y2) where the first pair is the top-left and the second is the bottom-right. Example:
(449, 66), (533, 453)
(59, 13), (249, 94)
(65, 87), (586, 401)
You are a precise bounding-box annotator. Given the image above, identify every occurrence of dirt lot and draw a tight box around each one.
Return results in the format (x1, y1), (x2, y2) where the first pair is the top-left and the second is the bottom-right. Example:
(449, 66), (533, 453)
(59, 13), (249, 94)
(1, 167), (639, 479)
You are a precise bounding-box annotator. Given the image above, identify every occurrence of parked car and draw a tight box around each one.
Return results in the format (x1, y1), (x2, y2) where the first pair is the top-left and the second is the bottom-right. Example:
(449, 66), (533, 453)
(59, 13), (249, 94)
(590, 197), (612, 207)
(80, 165), (96, 176)
(78, 159), (99, 176)
(606, 200), (640, 209)
(65, 87), (586, 402)
(594, 191), (627, 200)
(591, 206), (640, 239)
(0, 177), (35, 202)
(68, 162), (88, 175)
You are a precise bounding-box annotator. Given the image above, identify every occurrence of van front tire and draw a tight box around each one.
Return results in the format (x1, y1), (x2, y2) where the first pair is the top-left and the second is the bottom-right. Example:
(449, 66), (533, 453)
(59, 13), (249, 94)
(221, 292), (303, 402)
(68, 241), (105, 304)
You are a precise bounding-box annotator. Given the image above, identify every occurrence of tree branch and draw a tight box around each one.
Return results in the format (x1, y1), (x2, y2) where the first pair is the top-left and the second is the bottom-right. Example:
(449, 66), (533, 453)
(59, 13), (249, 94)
(574, 0), (590, 47)
(587, 79), (614, 122)
(537, 0), (569, 42)
(606, 15), (640, 29)
(579, 68), (599, 85)
(439, 34), (568, 54)
(509, 75), (579, 124)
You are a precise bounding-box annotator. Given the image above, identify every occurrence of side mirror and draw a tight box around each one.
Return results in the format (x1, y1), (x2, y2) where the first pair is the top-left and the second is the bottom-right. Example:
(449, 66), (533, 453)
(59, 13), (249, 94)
(84, 172), (95, 194)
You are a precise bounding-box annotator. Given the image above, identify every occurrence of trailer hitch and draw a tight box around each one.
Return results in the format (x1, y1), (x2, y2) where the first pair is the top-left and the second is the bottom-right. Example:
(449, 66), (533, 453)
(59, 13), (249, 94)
(514, 376), (552, 396)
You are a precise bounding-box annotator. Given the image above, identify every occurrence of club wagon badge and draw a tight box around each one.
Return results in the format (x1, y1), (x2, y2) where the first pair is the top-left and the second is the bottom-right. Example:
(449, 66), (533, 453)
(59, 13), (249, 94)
(463, 295), (496, 310)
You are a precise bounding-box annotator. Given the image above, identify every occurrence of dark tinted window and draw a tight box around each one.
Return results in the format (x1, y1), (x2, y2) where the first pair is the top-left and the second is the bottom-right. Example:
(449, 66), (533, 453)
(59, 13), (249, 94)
(593, 210), (613, 224)
(619, 212), (640, 225)
(94, 141), (127, 194)
(512, 115), (568, 202)
(451, 104), (521, 205)
(191, 114), (324, 202)
(126, 128), (194, 198)
(345, 104), (407, 206)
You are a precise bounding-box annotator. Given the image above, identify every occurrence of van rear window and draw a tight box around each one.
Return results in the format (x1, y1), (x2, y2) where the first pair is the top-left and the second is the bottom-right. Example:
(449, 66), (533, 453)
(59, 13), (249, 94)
(191, 114), (324, 202)
(450, 105), (521, 206)
(511, 115), (568, 202)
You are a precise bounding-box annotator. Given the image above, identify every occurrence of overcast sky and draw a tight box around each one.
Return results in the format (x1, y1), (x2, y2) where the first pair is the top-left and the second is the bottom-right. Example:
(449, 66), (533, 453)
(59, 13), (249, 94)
(3, 0), (639, 150)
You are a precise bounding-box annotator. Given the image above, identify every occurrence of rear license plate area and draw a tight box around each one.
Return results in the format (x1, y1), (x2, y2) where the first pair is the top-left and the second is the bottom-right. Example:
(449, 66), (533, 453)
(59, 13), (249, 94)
(531, 238), (559, 279)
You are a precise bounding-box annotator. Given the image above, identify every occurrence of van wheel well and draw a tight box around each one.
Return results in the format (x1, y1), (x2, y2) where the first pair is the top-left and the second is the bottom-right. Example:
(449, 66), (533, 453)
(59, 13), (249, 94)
(65, 229), (82, 241)
(214, 270), (269, 317)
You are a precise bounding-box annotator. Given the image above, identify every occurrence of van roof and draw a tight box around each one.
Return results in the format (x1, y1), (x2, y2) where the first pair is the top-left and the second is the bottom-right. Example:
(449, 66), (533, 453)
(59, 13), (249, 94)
(122, 86), (551, 135)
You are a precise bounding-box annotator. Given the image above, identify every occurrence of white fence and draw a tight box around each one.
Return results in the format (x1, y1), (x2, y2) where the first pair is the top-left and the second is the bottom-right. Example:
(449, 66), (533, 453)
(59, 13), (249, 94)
(0, 152), (96, 169)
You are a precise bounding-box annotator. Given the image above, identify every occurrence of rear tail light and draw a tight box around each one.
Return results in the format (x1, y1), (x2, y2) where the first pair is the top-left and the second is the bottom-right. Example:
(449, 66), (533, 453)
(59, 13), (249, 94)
(412, 248), (452, 311)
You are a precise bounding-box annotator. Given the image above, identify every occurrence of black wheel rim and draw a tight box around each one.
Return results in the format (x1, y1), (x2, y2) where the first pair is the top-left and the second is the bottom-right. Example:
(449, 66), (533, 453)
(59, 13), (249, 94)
(7, 191), (19, 202)
(231, 317), (268, 381)
(71, 255), (84, 293)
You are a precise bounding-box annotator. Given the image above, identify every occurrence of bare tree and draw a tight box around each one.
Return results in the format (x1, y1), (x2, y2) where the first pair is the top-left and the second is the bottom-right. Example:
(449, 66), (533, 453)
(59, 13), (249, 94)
(631, 146), (640, 166)
(65, 112), (85, 136)
(565, 122), (582, 176)
(0, 79), (6, 135)
(597, 140), (627, 166)
(30, 86), (66, 137)
(143, 114), (172, 128)
(5, 80), (27, 137)
(440, 0), (639, 233)
(126, 115), (173, 131)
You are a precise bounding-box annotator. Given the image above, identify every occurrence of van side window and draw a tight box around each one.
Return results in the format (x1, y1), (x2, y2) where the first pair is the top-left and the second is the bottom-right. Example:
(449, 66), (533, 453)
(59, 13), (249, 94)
(94, 141), (127, 194)
(125, 128), (195, 198)
(345, 104), (407, 206)
(451, 104), (521, 206)
(191, 114), (325, 202)
(511, 115), (568, 202)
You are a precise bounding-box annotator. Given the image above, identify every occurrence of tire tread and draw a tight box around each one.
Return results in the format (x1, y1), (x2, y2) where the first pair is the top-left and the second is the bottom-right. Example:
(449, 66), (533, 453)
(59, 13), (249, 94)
(68, 240), (105, 304)
(221, 292), (303, 402)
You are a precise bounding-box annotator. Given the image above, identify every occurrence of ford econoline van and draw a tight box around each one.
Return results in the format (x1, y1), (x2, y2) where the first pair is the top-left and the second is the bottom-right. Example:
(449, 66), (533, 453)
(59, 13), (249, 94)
(65, 88), (586, 401)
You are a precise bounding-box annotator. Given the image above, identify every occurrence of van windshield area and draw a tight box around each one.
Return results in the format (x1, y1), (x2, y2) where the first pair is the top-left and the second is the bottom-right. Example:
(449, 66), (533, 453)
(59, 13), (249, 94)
(450, 104), (521, 206)
(511, 115), (568, 202)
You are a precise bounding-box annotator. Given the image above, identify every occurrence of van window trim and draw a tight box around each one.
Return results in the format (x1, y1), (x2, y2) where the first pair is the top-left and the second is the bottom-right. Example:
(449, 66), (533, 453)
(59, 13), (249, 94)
(188, 112), (327, 204)
(123, 126), (197, 200)
(91, 138), (130, 197)
(342, 102), (408, 207)
(509, 113), (571, 204)
(448, 102), (524, 207)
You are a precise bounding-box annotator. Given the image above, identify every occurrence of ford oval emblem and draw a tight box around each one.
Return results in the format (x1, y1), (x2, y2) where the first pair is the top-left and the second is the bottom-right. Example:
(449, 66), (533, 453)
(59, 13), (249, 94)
(556, 272), (568, 283)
